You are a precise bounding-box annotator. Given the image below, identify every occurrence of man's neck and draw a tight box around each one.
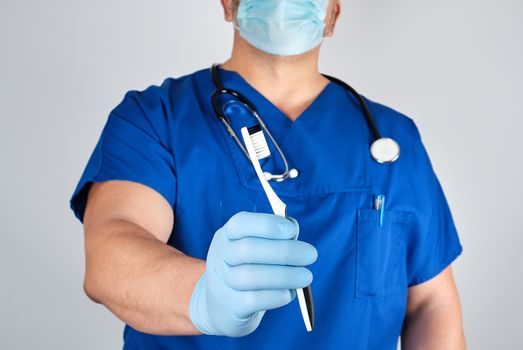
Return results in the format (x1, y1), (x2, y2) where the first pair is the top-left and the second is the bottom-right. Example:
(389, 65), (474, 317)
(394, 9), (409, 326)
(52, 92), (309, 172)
(220, 33), (330, 121)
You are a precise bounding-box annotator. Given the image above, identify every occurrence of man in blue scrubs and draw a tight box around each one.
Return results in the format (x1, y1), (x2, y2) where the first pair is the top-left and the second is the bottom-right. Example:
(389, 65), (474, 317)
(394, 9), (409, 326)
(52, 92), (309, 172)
(69, 0), (465, 349)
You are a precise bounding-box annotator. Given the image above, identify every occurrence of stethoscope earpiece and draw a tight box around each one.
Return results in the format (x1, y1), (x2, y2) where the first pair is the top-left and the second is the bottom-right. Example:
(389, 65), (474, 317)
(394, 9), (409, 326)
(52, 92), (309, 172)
(289, 168), (299, 179)
(264, 168), (299, 182)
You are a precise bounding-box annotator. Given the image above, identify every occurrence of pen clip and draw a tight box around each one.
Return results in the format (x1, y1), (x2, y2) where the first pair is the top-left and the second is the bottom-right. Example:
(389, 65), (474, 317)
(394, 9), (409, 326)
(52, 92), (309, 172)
(374, 194), (386, 227)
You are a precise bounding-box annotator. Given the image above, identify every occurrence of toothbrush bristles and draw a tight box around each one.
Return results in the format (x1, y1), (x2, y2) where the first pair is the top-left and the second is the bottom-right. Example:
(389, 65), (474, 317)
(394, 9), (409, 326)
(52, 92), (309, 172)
(247, 125), (271, 160)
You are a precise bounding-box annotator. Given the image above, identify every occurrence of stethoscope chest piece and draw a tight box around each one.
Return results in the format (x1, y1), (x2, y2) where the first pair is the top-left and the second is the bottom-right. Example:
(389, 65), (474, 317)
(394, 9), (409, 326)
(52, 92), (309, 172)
(370, 138), (401, 164)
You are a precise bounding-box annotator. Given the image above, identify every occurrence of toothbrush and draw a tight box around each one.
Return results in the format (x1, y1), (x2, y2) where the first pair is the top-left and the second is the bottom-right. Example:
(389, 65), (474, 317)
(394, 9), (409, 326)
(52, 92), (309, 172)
(240, 126), (315, 332)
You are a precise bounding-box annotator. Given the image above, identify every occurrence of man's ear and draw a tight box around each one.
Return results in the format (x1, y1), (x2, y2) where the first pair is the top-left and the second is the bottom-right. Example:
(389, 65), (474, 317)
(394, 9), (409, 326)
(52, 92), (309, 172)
(221, 0), (235, 22)
(324, 0), (341, 37)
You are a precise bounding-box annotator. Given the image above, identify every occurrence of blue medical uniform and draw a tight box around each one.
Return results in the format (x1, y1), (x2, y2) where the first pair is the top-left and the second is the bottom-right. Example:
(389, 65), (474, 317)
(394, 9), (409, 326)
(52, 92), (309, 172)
(69, 66), (463, 349)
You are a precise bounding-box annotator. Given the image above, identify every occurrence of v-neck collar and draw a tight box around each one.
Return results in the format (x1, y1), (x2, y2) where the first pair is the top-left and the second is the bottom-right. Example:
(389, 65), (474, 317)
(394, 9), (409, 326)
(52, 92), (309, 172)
(199, 65), (373, 197)
(216, 66), (336, 145)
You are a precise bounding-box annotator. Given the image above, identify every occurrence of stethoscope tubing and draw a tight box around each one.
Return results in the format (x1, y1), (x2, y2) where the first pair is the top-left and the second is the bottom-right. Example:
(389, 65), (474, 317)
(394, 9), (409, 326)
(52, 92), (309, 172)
(320, 74), (382, 141)
(210, 63), (400, 178)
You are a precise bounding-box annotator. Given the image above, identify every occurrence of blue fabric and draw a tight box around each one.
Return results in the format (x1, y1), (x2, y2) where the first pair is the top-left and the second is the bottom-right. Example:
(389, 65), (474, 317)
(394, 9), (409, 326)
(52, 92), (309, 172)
(69, 66), (463, 350)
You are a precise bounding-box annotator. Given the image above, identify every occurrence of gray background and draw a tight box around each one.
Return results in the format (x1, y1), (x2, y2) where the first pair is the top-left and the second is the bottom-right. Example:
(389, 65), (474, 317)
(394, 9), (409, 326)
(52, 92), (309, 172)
(1, 0), (522, 349)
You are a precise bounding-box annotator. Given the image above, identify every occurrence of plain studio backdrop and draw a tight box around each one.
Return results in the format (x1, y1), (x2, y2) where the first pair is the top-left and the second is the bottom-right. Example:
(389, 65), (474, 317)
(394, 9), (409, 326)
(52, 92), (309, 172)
(1, 0), (522, 349)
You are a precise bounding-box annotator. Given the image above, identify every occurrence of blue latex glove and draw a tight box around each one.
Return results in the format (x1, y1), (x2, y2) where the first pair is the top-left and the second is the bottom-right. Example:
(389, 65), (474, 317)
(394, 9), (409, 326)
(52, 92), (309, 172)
(189, 211), (318, 337)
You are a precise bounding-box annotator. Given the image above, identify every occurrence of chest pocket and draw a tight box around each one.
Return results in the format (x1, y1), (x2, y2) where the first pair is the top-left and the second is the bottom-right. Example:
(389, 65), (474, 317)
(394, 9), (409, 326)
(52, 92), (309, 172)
(356, 208), (412, 298)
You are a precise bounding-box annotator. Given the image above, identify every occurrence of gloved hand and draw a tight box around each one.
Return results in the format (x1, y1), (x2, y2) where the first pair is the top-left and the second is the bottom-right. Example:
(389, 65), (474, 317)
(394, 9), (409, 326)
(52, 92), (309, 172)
(189, 211), (318, 337)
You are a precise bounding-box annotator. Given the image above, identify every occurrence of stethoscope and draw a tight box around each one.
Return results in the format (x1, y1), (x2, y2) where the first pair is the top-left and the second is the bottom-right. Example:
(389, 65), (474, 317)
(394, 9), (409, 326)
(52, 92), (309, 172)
(210, 63), (401, 182)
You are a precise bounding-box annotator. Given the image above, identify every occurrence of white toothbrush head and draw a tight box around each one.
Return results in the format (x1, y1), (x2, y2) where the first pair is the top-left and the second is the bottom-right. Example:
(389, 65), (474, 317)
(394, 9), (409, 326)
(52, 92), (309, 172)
(246, 125), (271, 160)
(240, 127), (286, 217)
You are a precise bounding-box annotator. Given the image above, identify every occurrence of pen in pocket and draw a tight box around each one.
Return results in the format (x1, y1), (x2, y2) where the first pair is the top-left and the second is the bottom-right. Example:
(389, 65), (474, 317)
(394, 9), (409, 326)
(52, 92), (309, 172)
(374, 194), (386, 227)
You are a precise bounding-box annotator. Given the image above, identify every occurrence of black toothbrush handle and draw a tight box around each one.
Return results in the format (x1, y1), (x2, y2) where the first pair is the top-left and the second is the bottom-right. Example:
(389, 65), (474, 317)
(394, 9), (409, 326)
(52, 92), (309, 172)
(303, 286), (315, 330)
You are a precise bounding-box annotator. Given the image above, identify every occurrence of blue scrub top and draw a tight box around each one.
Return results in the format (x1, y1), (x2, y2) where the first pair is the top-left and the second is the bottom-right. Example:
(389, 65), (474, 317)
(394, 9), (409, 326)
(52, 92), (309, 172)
(70, 66), (463, 350)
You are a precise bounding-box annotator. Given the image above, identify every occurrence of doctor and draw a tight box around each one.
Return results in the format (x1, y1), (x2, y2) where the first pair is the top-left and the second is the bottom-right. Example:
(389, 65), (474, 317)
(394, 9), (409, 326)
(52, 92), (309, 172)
(70, 0), (465, 349)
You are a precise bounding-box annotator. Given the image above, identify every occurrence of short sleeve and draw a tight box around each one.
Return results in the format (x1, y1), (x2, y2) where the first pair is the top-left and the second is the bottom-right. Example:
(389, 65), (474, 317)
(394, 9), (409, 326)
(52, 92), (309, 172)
(405, 119), (463, 287)
(69, 88), (177, 224)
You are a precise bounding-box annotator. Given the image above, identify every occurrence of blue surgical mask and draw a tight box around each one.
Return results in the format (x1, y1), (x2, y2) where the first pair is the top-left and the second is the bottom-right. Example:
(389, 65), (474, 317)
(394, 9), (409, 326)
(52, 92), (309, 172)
(236, 0), (330, 56)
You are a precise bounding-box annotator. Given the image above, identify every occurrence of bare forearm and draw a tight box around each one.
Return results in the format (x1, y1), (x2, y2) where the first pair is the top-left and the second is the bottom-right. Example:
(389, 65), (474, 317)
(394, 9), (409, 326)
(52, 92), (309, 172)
(401, 303), (466, 349)
(84, 218), (206, 336)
